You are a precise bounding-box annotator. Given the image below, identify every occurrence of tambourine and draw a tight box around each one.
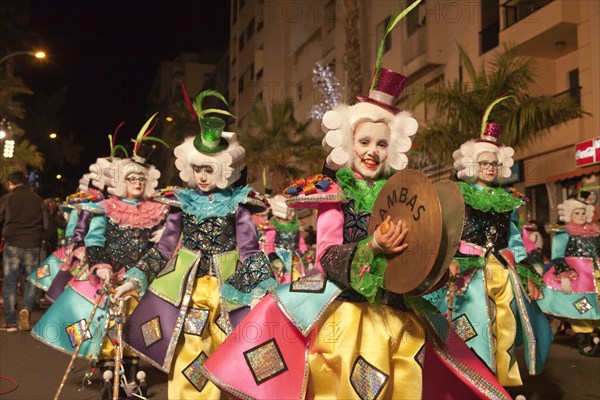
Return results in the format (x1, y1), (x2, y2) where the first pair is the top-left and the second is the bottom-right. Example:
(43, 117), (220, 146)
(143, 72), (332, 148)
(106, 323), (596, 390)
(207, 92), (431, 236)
(368, 170), (464, 296)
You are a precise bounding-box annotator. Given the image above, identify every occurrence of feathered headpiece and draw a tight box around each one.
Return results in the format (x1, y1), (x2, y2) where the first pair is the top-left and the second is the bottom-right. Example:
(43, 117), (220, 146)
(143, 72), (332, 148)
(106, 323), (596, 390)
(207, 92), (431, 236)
(321, 0), (421, 173)
(130, 113), (168, 164)
(182, 85), (235, 154)
(453, 96), (515, 182)
(174, 86), (245, 189)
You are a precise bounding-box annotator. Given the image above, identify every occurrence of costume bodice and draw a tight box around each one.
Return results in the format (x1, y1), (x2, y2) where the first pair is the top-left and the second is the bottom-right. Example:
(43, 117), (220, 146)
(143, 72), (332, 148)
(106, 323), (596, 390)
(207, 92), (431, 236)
(341, 200), (371, 244)
(275, 230), (300, 251)
(461, 204), (511, 249)
(565, 234), (600, 259)
(104, 220), (155, 270)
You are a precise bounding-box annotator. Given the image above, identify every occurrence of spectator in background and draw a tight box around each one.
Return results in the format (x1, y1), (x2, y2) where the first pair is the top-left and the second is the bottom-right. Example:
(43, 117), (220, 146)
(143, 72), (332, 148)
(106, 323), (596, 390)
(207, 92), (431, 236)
(0, 172), (48, 332)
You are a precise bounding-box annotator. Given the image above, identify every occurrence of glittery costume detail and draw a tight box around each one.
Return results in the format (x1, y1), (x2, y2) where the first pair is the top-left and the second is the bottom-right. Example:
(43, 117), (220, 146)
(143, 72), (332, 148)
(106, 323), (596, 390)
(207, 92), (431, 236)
(225, 252), (274, 294)
(275, 230), (301, 252)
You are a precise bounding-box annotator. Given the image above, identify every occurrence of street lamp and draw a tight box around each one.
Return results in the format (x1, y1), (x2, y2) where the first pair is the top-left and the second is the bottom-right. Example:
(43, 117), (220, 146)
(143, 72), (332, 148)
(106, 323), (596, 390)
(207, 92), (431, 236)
(49, 132), (58, 139)
(0, 50), (46, 65)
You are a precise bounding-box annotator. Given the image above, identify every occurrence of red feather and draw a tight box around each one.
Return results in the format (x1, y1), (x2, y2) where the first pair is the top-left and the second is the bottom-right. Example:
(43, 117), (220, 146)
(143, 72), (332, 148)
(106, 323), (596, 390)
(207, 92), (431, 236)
(182, 84), (198, 120)
(113, 121), (126, 143)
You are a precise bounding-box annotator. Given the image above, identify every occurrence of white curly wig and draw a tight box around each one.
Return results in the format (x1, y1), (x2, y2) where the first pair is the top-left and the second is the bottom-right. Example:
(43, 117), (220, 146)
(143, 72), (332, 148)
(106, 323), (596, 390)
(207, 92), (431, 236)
(82, 157), (116, 192)
(320, 102), (418, 175)
(173, 131), (245, 190)
(100, 158), (161, 199)
(557, 199), (594, 223)
(452, 140), (515, 184)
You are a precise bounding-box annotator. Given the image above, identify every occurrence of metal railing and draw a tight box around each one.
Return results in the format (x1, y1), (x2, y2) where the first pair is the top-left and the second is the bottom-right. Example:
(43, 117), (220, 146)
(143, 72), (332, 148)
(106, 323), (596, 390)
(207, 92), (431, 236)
(502, 0), (553, 29)
(554, 86), (581, 106)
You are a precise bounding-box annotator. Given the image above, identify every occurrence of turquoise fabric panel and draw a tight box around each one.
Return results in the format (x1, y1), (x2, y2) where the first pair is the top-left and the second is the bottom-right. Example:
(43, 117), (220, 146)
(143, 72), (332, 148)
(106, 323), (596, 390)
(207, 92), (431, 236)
(84, 214), (107, 247)
(65, 209), (79, 237)
(551, 231), (569, 260)
(32, 286), (108, 360)
(509, 210), (527, 263)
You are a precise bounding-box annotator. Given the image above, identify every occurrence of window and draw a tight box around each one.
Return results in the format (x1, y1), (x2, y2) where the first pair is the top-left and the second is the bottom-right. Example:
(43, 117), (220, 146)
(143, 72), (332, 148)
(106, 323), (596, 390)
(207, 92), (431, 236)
(231, 57), (236, 67)
(232, 0), (238, 23)
(257, 19), (264, 32)
(239, 34), (245, 51)
(249, 63), (255, 80)
(247, 18), (255, 40)
(376, 17), (392, 54)
(407, 0), (426, 37)
(479, 0), (499, 54)
(324, 0), (336, 33)
(256, 68), (263, 80)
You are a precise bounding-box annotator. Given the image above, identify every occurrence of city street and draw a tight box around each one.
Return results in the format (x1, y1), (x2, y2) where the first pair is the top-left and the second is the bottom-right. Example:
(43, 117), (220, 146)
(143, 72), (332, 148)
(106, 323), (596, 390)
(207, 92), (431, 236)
(1, 307), (599, 399)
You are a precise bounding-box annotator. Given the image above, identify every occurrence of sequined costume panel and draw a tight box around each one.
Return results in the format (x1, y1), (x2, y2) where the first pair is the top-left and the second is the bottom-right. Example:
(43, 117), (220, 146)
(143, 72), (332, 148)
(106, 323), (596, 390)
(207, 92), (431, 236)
(181, 212), (237, 275)
(275, 230), (300, 252)
(565, 235), (600, 259)
(103, 220), (155, 271)
(341, 200), (371, 244)
(461, 204), (511, 250)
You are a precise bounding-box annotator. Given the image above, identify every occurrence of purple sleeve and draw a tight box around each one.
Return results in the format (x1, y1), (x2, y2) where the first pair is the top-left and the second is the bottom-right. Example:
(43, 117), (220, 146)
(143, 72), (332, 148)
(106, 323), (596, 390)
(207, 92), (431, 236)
(155, 208), (183, 259)
(73, 211), (90, 244)
(236, 206), (261, 261)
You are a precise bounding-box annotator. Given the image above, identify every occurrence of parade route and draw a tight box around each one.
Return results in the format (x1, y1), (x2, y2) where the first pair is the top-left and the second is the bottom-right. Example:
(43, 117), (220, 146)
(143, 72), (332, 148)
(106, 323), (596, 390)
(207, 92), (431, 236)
(1, 308), (598, 400)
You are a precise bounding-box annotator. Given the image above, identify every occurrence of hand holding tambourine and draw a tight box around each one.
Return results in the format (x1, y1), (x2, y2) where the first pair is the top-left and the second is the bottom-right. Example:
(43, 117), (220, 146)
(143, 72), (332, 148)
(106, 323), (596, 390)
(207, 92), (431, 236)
(372, 216), (409, 255)
(368, 170), (465, 296)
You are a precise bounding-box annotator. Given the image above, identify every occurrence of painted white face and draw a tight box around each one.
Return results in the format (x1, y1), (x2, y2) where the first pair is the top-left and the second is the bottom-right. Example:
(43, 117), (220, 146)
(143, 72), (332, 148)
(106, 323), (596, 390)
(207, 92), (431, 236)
(476, 152), (501, 187)
(193, 164), (218, 193)
(125, 172), (147, 200)
(352, 121), (390, 179)
(570, 208), (587, 225)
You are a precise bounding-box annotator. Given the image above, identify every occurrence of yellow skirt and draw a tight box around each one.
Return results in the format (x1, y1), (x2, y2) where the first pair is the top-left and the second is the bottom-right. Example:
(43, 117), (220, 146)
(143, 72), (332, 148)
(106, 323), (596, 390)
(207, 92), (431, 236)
(100, 297), (139, 360)
(486, 256), (521, 386)
(168, 276), (228, 400)
(307, 300), (425, 399)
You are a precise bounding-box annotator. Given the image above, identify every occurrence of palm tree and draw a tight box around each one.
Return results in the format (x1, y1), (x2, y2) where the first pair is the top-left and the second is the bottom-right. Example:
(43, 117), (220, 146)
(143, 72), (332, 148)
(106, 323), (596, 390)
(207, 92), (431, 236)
(12, 139), (44, 171)
(240, 99), (323, 193)
(408, 43), (586, 167)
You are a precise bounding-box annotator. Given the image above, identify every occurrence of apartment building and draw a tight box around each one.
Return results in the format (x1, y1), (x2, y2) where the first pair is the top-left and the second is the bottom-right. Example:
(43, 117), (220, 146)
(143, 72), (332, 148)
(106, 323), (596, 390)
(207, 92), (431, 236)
(229, 0), (599, 225)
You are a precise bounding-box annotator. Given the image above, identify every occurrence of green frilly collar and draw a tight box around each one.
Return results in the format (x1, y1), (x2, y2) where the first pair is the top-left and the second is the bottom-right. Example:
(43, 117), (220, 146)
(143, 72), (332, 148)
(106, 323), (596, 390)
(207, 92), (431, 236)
(336, 168), (386, 213)
(458, 182), (524, 213)
(271, 218), (300, 232)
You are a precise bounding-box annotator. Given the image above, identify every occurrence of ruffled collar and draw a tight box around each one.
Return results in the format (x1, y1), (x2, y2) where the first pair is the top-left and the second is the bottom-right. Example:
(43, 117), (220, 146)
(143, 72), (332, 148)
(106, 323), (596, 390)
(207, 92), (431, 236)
(175, 186), (251, 219)
(336, 168), (386, 213)
(102, 197), (168, 228)
(458, 182), (524, 213)
(565, 223), (600, 237)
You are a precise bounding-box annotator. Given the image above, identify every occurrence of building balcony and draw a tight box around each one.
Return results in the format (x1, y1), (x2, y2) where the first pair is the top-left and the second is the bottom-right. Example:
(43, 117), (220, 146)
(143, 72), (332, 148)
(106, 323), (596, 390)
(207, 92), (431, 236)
(500, 0), (579, 59)
(402, 18), (450, 78)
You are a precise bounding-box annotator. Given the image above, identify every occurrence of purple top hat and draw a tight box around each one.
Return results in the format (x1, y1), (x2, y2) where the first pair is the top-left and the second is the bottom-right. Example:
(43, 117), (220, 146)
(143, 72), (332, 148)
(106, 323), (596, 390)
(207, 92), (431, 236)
(357, 68), (409, 114)
(477, 122), (502, 145)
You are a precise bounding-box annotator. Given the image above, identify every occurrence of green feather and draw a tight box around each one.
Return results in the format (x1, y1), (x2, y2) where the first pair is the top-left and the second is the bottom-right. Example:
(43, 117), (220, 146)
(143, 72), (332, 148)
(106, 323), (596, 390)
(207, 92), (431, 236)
(481, 95), (514, 135)
(108, 134), (114, 156)
(372, 0), (422, 90)
(139, 136), (169, 148)
(136, 112), (159, 143)
(112, 145), (129, 158)
(202, 108), (236, 119)
(193, 90), (231, 119)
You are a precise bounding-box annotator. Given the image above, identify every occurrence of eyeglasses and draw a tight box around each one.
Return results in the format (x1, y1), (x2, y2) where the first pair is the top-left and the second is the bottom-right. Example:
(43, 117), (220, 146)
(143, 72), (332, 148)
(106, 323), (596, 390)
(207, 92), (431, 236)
(478, 161), (503, 169)
(125, 176), (147, 184)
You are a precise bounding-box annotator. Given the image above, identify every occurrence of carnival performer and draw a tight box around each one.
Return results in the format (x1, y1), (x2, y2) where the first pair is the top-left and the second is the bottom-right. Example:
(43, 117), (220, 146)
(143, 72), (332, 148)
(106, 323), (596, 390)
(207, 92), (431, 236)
(28, 126), (130, 301)
(424, 97), (553, 387)
(521, 220), (546, 275)
(264, 194), (308, 283)
(537, 197), (600, 356)
(119, 89), (276, 399)
(26, 177), (105, 301)
(31, 116), (168, 398)
(200, 56), (512, 400)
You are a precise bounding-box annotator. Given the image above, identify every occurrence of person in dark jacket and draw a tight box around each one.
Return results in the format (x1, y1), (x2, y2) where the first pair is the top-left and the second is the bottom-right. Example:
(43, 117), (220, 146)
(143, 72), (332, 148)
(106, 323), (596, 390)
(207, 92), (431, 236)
(0, 172), (47, 332)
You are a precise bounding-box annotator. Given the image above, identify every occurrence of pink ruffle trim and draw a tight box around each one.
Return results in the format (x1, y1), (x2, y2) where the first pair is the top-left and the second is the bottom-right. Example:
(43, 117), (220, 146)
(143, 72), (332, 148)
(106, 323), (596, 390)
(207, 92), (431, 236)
(103, 197), (168, 228)
(565, 223), (600, 238)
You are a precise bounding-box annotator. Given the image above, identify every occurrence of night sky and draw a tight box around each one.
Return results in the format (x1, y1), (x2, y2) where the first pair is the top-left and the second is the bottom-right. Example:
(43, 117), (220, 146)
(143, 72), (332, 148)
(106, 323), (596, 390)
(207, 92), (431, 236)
(14, 0), (230, 190)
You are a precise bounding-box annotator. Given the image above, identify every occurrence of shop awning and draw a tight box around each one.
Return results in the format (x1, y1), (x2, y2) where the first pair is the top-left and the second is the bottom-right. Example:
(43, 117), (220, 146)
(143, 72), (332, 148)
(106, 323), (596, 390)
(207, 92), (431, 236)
(545, 165), (599, 183)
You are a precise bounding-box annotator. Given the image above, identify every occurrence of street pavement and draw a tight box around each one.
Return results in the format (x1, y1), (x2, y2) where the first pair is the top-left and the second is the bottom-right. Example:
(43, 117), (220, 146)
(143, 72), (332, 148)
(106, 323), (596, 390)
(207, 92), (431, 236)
(1, 307), (599, 399)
